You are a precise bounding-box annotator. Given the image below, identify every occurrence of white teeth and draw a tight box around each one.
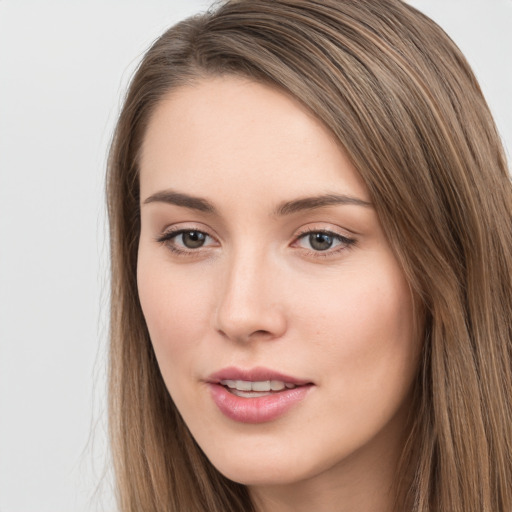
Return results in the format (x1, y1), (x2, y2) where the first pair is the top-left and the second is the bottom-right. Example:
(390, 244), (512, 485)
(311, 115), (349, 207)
(238, 380), (252, 391)
(231, 390), (272, 398)
(219, 379), (296, 392)
(252, 381), (271, 392)
(270, 380), (286, 391)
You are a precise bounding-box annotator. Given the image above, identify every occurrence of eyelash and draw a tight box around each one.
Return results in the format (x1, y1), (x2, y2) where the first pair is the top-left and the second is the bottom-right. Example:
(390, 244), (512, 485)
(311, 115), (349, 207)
(293, 228), (356, 257)
(156, 227), (215, 257)
(156, 226), (356, 258)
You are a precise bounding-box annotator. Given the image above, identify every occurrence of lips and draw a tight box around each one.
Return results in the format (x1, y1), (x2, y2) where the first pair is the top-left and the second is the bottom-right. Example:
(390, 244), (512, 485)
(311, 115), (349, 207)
(206, 366), (314, 423)
(208, 366), (312, 386)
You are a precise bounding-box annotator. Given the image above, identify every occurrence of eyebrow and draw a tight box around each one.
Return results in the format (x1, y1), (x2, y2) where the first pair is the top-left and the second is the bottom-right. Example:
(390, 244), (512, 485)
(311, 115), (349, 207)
(142, 189), (372, 215)
(274, 194), (372, 216)
(143, 190), (217, 213)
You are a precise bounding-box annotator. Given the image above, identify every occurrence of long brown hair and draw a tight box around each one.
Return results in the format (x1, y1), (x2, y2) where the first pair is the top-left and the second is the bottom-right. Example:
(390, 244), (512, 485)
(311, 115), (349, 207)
(106, 1), (512, 510)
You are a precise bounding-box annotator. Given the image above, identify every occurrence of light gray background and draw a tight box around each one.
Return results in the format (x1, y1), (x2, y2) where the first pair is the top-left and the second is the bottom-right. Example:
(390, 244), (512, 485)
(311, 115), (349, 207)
(0, 1), (510, 511)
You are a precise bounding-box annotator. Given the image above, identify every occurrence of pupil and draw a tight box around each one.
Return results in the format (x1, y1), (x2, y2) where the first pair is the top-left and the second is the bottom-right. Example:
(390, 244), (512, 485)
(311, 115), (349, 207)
(183, 231), (206, 248)
(309, 232), (333, 251)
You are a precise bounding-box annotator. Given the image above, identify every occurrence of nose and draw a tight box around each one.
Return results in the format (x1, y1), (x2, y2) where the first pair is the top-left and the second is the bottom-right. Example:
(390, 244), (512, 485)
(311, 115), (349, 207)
(214, 252), (287, 343)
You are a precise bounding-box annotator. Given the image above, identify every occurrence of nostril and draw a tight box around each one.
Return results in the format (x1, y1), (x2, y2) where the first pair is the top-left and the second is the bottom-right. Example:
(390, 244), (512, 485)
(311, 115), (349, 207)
(253, 329), (272, 337)
(217, 328), (271, 341)
(216, 326), (278, 343)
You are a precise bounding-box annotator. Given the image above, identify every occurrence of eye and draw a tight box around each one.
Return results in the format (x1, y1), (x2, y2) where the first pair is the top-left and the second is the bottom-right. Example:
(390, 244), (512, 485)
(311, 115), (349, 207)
(294, 229), (355, 254)
(177, 230), (208, 249)
(157, 228), (216, 254)
(305, 232), (336, 251)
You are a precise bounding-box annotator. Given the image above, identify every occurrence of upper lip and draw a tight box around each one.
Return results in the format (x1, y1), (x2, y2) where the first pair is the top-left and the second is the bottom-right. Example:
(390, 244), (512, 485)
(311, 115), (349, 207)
(206, 366), (313, 386)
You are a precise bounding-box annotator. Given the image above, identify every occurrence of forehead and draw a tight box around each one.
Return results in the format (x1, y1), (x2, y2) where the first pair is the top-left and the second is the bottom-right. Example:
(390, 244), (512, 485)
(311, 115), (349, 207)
(139, 76), (368, 205)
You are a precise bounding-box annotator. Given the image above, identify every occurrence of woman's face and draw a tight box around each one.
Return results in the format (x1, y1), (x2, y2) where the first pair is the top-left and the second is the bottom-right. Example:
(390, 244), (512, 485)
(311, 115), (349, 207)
(137, 77), (419, 492)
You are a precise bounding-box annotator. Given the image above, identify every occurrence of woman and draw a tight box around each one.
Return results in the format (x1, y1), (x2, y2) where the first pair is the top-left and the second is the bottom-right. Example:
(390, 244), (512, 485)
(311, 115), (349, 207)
(106, 0), (512, 510)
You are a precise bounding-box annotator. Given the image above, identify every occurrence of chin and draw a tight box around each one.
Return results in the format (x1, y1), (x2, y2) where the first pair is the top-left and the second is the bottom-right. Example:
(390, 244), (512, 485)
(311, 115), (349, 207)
(202, 441), (324, 487)
(200, 447), (302, 486)
(215, 461), (303, 487)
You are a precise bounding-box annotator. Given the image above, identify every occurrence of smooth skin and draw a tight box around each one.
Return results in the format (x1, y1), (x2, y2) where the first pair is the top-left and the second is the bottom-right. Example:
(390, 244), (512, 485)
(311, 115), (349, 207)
(137, 76), (420, 512)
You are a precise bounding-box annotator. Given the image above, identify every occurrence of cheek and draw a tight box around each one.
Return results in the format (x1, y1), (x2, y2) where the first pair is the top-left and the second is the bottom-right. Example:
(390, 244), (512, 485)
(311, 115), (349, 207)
(298, 255), (417, 405)
(297, 262), (412, 344)
(136, 251), (213, 370)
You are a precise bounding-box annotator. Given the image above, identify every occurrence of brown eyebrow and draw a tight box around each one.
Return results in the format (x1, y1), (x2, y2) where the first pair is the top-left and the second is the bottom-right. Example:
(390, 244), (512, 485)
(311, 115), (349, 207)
(274, 194), (372, 216)
(143, 190), (217, 214)
(143, 190), (372, 216)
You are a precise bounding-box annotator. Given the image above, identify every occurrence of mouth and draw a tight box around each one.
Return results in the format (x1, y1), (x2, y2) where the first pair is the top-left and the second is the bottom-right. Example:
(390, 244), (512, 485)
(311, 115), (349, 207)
(206, 367), (314, 423)
(207, 366), (312, 392)
(219, 379), (302, 398)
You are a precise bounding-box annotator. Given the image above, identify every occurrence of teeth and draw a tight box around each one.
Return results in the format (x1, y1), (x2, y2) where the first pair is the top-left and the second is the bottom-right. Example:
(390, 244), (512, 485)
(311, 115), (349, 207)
(219, 379), (296, 392)
(252, 381), (271, 391)
(231, 390), (271, 398)
(237, 380), (252, 391)
(270, 380), (286, 391)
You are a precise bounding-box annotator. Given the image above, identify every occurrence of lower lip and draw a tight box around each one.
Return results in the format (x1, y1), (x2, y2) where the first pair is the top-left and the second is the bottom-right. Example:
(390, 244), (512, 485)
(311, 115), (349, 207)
(208, 383), (313, 424)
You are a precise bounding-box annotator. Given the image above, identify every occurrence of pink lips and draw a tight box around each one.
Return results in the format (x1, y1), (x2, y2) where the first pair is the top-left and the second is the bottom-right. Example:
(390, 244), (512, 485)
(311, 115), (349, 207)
(207, 366), (313, 424)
